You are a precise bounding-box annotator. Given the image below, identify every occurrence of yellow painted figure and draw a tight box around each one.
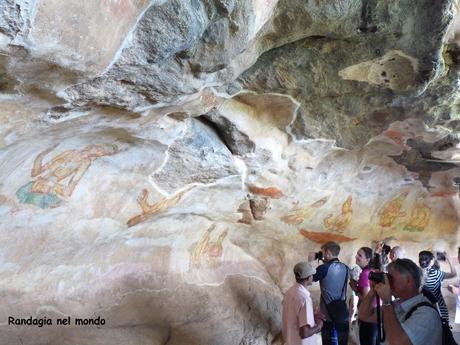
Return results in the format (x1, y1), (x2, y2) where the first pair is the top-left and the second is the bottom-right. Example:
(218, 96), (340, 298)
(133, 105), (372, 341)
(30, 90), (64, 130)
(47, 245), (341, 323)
(323, 195), (353, 233)
(403, 199), (431, 232)
(16, 144), (118, 208)
(378, 191), (408, 228)
(281, 196), (329, 225)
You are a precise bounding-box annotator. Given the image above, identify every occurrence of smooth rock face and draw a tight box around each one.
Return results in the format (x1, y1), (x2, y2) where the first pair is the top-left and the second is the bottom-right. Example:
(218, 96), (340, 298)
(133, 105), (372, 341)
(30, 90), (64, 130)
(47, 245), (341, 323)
(1, 1), (460, 345)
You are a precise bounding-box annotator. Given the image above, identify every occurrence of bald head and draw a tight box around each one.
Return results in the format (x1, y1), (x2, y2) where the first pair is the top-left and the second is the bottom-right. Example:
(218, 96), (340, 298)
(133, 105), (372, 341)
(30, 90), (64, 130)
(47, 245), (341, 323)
(390, 246), (405, 262)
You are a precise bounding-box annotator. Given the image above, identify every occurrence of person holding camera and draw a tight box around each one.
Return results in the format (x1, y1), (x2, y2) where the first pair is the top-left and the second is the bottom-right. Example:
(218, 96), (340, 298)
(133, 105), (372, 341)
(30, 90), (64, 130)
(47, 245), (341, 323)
(419, 250), (457, 322)
(358, 258), (442, 345)
(309, 241), (349, 345)
(350, 247), (378, 345)
(282, 262), (324, 345)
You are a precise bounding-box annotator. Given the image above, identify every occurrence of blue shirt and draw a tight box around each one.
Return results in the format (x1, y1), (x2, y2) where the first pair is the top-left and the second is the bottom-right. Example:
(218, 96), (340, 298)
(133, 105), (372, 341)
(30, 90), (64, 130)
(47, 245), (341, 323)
(391, 294), (442, 345)
(313, 258), (349, 321)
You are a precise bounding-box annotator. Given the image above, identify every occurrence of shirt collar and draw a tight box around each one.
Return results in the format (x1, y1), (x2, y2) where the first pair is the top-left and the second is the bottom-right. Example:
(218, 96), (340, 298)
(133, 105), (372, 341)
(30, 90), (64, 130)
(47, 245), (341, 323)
(326, 258), (340, 265)
(296, 282), (311, 296)
(398, 293), (427, 312)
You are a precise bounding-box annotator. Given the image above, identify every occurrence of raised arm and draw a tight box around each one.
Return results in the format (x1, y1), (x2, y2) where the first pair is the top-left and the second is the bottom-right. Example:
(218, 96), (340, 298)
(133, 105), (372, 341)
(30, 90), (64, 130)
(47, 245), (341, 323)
(374, 276), (412, 345)
(55, 159), (91, 197)
(444, 254), (457, 279)
(31, 145), (58, 177)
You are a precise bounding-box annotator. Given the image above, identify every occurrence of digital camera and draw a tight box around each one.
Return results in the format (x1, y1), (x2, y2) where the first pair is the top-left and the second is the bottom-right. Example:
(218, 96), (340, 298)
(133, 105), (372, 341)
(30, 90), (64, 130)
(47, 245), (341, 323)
(368, 271), (385, 284)
(436, 251), (446, 261)
(314, 251), (323, 261)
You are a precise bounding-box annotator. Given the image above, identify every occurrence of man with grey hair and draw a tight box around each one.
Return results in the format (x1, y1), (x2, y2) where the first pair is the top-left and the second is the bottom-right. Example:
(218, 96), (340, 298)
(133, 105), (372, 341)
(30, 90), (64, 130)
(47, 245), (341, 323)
(358, 258), (442, 345)
(389, 246), (405, 262)
(282, 262), (323, 345)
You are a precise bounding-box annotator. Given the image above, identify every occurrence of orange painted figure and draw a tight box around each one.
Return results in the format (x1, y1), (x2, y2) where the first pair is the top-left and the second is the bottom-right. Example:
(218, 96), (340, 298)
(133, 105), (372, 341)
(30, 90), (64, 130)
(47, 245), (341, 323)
(323, 196), (353, 233)
(16, 144), (118, 208)
(281, 197), (328, 225)
(127, 186), (193, 227)
(190, 225), (228, 269)
(378, 191), (408, 228)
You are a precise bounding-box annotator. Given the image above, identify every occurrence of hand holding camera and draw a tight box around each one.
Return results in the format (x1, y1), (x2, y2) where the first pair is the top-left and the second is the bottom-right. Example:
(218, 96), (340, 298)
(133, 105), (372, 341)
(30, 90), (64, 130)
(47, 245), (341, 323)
(308, 251), (323, 262)
(372, 273), (392, 304)
(368, 271), (385, 284)
(436, 251), (447, 261)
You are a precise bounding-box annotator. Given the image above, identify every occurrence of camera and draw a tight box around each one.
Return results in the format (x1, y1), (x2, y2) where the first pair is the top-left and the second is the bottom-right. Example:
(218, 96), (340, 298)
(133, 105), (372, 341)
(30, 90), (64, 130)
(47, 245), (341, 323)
(382, 244), (391, 256)
(368, 271), (386, 284)
(314, 251), (323, 261)
(436, 251), (446, 261)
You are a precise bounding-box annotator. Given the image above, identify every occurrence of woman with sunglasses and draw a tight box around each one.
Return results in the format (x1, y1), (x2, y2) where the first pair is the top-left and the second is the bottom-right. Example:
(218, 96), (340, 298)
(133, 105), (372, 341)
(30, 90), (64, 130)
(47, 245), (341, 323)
(419, 250), (457, 322)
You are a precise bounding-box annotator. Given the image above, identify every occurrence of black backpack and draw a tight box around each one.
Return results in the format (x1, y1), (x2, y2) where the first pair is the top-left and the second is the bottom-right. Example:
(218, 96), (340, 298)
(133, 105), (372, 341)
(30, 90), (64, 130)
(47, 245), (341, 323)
(404, 301), (457, 345)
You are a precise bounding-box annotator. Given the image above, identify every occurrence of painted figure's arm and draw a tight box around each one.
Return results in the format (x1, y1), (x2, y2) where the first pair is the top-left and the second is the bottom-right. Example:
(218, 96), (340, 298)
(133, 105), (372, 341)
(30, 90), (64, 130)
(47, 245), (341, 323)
(56, 160), (90, 197)
(31, 144), (59, 177)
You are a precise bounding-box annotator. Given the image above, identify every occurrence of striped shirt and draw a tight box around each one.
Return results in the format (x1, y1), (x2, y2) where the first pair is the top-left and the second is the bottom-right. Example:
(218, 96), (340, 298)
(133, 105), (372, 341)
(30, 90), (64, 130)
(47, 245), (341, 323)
(423, 267), (448, 321)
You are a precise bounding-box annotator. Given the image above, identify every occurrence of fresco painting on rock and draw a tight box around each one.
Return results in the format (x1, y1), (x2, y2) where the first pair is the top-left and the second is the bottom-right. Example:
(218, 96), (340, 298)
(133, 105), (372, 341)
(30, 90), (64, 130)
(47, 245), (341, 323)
(323, 195), (353, 233)
(16, 144), (118, 209)
(126, 185), (194, 227)
(281, 196), (329, 225)
(1, 0), (460, 343)
(378, 191), (409, 228)
(189, 224), (228, 270)
(403, 198), (431, 232)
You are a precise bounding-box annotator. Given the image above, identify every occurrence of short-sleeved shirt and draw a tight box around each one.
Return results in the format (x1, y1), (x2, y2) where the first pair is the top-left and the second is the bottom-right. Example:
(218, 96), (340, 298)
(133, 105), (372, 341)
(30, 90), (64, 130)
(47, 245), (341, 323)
(388, 294), (442, 345)
(282, 283), (318, 345)
(357, 267), (380, 309)
(358, 267), (371, 289)
(423, 267), (448, 320)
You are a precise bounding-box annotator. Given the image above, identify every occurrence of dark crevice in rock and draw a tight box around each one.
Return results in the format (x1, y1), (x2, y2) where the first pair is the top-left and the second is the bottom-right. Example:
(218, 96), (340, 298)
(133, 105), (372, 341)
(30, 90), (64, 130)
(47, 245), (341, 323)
(390, 135), (460, 188)
(307, 35), (327, 40)
(358, 0), (378, 33)
(198, 111), (255, 156)
(407, 135), (460, 156)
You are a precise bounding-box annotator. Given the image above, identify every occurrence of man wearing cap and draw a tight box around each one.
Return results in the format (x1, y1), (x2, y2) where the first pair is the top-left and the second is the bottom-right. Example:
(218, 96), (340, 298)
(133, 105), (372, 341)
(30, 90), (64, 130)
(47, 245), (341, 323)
(282, 262), (324, 345)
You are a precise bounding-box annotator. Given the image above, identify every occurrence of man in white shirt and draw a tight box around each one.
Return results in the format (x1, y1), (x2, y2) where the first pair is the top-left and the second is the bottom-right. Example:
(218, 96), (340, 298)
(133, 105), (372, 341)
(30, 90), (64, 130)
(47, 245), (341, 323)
(282, 262), (324, 345)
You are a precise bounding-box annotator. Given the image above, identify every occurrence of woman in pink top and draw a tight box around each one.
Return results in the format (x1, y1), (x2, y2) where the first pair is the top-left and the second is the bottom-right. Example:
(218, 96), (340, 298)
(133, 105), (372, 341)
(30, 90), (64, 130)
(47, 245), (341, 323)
(350, 247), (378, 345)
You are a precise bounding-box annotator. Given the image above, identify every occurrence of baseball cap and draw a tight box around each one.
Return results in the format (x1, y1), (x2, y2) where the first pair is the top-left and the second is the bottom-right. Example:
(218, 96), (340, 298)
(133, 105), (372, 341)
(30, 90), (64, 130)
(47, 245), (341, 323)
(294, 262), (316, 279)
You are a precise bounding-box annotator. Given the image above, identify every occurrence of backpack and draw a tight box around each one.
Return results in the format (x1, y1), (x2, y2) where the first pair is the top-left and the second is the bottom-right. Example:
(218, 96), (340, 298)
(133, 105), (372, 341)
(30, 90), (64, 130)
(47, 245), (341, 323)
(404, 301), (457, 345)
(322, 263), (349, 324)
